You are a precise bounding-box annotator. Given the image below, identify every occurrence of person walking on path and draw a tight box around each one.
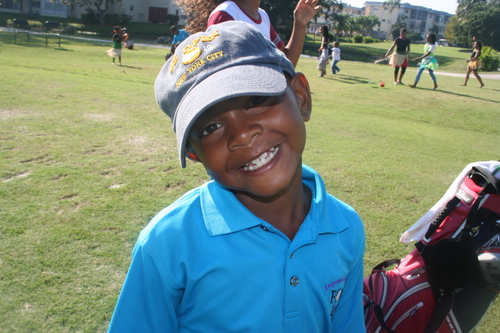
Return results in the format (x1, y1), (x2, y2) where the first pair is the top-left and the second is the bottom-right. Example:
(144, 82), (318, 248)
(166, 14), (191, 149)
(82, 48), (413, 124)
(409, 34), (439, 90)
(385, 28), (410, 85)
(331, 41), (341, 74)
(107, 26), (123, 65)
(460, 41), (485, 88)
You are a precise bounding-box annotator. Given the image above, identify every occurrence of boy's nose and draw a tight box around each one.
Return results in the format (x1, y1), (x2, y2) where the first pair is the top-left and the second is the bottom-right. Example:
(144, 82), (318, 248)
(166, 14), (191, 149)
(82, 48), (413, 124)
(227, 120), (262, 151)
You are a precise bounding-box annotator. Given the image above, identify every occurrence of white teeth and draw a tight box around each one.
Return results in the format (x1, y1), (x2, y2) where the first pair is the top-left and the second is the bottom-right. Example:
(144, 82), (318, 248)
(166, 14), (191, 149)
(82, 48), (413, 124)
(242, 146), (279, 171)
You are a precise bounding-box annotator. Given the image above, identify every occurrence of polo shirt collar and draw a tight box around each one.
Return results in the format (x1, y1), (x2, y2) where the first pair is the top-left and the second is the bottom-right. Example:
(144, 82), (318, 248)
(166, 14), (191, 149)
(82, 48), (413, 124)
(200, 165), (348, 237)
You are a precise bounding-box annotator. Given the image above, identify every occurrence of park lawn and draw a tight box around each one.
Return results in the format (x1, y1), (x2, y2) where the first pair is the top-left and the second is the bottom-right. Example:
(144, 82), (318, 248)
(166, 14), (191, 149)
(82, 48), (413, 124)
(1, 31), (499, 331)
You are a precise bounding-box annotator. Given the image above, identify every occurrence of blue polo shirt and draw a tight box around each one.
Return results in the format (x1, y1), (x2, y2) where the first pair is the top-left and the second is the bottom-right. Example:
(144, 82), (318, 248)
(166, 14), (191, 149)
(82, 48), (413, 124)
(108, 165), (366, 332)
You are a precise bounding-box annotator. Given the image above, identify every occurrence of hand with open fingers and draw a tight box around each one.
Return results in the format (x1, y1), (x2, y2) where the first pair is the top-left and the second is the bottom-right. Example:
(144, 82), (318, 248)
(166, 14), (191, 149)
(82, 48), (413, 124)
(294, 0), (322, 26)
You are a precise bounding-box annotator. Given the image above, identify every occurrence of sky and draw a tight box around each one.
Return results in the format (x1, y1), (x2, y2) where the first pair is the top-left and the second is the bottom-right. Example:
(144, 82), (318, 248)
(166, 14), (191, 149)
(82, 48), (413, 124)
(343, 1), (458, 15)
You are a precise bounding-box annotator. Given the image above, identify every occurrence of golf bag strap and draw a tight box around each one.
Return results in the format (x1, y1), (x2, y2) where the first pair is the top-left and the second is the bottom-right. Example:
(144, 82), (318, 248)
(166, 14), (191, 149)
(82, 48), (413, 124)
(373, 304), (396, 333)
(423, 292), (454, 333)
(471, 166), (500, 194)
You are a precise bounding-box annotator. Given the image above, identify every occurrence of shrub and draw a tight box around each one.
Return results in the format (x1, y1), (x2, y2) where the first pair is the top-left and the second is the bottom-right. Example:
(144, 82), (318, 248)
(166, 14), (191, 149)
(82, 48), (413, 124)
(480, 46), (500, 72)
(81, 13), (99, 25)
(364, 36), (374, 43)
(103, 13), (132, 26)
(353, 34), (363, 43)
(165, 14), (179, 25)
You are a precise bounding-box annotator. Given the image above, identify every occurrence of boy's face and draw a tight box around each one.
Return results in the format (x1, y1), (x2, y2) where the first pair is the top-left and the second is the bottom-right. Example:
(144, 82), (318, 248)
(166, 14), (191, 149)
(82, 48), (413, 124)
(188, 74), (311, 198)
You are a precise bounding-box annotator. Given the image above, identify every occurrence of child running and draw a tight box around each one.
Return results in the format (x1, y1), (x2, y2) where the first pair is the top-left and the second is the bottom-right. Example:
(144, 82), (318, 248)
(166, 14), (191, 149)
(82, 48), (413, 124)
(107, 21), (366, 333)
(331, 41), (341, 74)
(410, 33), (439, 90)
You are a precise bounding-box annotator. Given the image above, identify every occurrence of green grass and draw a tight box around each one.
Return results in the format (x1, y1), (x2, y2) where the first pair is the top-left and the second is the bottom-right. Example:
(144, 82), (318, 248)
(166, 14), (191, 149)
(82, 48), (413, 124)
(1, 31), (499, 332)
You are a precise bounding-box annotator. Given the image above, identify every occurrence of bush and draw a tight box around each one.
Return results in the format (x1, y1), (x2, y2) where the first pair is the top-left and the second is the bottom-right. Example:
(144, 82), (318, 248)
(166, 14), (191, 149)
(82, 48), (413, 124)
(103, 13), (132, 26)
(81, 13), (99, 25)
(407, 32), (424, 44)
(364, 36), (374, 43)
(480, 46), (500, 72)
(353, 34), (363, 43)
(165, 14), (179, 25)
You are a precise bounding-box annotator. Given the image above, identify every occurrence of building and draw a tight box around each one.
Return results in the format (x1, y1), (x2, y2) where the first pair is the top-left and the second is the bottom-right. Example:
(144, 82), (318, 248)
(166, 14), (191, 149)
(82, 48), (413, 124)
(364, 1), (453, 40)
(0, 0), (186, 24)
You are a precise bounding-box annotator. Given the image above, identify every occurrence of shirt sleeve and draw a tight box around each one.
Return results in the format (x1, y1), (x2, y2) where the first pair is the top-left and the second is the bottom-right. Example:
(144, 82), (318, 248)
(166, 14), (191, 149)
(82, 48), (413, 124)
(269, 24), (284, 50)
(107, 242), (182, 333)
(207, 11), (235, 27)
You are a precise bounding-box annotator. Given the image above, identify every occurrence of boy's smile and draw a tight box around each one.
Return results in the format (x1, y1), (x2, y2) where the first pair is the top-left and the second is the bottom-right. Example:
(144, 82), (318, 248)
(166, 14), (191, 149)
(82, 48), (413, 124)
(188, 74), (311, 200)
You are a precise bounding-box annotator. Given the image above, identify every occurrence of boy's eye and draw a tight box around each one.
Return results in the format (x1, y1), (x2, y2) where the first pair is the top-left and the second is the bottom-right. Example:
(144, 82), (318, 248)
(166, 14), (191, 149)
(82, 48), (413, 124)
(201, 123), (221, 137)
(246, 96), (268, 108)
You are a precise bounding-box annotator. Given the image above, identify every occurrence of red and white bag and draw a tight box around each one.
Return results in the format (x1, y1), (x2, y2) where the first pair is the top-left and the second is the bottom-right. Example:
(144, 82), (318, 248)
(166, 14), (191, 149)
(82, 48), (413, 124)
(364, 161), (500, 333)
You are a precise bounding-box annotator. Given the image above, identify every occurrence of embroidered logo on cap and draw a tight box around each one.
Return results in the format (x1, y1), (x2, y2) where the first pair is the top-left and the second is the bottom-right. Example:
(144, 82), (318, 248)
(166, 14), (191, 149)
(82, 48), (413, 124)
(172, 31), (225, 88)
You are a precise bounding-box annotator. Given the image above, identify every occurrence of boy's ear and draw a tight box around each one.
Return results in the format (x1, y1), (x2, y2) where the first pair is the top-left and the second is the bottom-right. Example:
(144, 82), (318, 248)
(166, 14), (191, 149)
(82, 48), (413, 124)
(290, 73), (312, 122)
(186, 145), (201, 163)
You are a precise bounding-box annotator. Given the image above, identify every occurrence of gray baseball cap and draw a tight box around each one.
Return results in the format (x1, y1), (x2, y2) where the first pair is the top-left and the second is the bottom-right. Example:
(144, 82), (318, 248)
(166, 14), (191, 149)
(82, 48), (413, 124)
(154, 21), (296, 168)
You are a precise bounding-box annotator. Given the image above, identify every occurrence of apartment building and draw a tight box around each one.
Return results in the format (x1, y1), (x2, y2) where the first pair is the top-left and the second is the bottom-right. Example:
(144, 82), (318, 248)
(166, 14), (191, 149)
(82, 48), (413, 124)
(364, 1), (453, 40)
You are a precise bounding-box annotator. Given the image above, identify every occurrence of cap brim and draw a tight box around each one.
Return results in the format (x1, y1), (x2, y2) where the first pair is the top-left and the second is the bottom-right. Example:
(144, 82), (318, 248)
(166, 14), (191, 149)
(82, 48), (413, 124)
(175, 63), (288, 168)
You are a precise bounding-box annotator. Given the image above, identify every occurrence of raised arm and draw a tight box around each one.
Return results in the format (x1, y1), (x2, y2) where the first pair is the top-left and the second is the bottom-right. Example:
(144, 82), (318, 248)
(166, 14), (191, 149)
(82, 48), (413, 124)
(282, 0), (322, 67)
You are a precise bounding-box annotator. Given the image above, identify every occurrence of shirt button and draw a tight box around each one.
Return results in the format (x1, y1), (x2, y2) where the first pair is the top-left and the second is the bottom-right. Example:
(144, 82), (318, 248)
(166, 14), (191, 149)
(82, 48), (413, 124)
(290, 276), (299, 286)
(260, 226), (269, 231)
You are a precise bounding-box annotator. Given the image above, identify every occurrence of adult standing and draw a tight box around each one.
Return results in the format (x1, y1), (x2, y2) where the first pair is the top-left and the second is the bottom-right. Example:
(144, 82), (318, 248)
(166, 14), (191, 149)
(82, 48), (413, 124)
(385, 28), (410, 85)
(460, 41), (485, 88)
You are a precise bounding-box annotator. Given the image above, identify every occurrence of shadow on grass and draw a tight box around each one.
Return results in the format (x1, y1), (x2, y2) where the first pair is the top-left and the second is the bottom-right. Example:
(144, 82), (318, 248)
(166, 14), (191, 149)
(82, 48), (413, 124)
(323, 74), (370, 84)
(409, 86), (500, 104)
(53, 47), (73, 51)
(117, 64), (142, 69)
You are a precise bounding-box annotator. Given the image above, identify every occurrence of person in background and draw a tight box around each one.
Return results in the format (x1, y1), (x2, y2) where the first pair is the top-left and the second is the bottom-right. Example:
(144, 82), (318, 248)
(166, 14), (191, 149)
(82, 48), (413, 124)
(331, 41), (341, 74)
(166, 26), (189, 60)
(460, 41), (485, 88)
(176, 0), (321, 67)
(385, 28), (410, 85)
(107, 26), (123, 65)
(409, 34), (439, 90)
(317, 42), (328, 77)
(122, 28), (134, 50)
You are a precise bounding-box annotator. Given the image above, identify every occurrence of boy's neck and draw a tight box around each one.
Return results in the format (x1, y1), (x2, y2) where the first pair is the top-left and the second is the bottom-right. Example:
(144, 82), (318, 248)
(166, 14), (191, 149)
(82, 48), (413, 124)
(233, 169), (311, 241)
(235, 0), (261, 19)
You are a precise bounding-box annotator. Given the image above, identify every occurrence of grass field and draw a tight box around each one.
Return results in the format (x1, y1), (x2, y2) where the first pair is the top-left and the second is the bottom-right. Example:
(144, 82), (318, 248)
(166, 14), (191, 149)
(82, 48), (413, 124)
(1, 31), (499, 332)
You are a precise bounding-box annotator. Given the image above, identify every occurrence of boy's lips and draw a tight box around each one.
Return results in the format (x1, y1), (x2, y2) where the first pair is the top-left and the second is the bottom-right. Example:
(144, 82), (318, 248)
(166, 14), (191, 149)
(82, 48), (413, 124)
(240, 146), (279, 171)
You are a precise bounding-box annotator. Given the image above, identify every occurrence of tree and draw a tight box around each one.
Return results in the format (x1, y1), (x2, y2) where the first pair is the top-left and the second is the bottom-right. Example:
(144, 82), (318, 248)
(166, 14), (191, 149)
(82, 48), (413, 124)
(447, 1), (500, 50)
(354, 15), (381, 36)
(331, 13), (351, 40)
(71, 0), (122, 25)
(262, 0), (344, 41)
(383, 0), (401, 12)
(390, 15), (407, 39)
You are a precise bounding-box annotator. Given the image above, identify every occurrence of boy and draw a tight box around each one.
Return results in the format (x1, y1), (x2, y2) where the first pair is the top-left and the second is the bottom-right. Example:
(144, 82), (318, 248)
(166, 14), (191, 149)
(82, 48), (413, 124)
(108, 21), (365, 332)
